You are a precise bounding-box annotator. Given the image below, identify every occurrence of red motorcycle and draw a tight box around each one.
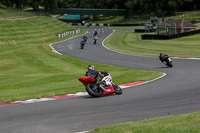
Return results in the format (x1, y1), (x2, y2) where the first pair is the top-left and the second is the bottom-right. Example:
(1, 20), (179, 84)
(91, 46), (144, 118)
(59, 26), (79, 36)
(78, 73), (122, 97)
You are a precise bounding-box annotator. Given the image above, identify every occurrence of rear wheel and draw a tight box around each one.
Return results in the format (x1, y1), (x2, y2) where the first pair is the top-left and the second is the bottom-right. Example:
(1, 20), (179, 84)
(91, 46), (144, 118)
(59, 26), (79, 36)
(113, 84), (122, 95)
(86, 83), (102, 97)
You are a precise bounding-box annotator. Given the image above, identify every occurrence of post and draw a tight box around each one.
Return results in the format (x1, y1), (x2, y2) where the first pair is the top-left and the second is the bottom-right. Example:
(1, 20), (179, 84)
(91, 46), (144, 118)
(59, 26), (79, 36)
(21, 5), (23, 17)
(174, 23), (177, 34)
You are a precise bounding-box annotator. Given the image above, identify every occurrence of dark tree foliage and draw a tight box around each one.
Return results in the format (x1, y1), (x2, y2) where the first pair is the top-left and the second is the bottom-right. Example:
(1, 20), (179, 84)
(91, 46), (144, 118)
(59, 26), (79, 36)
(125, 0), (195, 17)
(0, 0), (199, 16)
(0, 0), (29, 9)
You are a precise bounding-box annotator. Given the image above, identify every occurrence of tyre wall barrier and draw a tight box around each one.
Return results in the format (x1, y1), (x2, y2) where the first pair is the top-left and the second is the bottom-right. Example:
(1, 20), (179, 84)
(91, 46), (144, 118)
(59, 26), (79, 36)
(57, 29), (80, 38)
(68, 23), (148, 27)
(142, 29), (200, 40)
(135, 29), (156, 33)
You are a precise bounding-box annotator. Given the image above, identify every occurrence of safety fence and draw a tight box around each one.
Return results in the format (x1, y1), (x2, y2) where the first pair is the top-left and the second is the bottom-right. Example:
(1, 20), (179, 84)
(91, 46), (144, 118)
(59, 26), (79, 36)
(57, 29), (80, 38)
(142, 29), (200, 40)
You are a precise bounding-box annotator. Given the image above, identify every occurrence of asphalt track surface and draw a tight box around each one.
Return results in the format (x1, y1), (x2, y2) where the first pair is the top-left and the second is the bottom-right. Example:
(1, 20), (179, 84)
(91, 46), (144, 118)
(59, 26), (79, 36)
(1, 27), (200, 133)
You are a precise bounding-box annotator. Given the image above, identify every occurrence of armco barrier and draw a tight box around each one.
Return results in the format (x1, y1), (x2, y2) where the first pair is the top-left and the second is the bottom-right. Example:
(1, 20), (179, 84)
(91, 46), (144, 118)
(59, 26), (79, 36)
(57, 29), (80, 38)
(142, 29), (200, 40)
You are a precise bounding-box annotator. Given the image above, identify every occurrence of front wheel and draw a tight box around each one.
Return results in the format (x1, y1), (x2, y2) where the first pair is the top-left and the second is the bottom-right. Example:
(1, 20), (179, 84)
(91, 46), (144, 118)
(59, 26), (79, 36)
(80, 44), (84, 49)
(167, 62), (173, 67)
(113, 84), (122, 95)
(167, 60), (173, 67)
(86, 83), (102, 97)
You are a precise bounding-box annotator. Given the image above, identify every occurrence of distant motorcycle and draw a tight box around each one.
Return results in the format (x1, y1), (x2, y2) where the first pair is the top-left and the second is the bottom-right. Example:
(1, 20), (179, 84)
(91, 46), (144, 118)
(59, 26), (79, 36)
(80, 40), (85, 49)
(78, 72), (122, 97)
(159, 53), (173, 67)
(93, 36), (98, 44)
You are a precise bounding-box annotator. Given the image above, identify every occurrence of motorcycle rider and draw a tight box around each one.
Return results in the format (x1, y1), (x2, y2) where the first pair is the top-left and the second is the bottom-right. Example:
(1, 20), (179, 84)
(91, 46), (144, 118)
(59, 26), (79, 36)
(80, 39), (85, 48)
(83, 35), (87, 42)
(94, 29), (98, 36)
(85, 65), (98, 79)
(159, 52), (168, 62)
(85, 65), (109, 84)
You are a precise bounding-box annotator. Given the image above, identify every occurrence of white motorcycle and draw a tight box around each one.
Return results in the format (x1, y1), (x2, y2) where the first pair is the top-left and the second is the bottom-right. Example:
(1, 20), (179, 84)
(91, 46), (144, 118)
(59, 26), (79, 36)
(93, 36), (98, 44)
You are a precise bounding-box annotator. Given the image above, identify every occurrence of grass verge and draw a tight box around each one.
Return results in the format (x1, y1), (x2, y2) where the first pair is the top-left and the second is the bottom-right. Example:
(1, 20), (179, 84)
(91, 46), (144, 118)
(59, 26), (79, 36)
(90, 112), (200, 133)
(104, 29), (200, 58)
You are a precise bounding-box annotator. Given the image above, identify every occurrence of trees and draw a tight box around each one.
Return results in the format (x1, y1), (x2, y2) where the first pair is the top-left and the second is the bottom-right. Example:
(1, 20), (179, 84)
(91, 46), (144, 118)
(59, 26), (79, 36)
(0, 0), (29, 9)
(28, 0), (41, 12)
(0, 0), (199, 17)
(125, 0), (195, 17)
(42, 0), (58, 14)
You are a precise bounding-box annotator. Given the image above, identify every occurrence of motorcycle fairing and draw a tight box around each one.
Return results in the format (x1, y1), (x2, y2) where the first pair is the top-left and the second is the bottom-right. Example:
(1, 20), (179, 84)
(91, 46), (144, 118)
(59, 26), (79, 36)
(78, 77), (95, 86)
(102, 85), (115, 96)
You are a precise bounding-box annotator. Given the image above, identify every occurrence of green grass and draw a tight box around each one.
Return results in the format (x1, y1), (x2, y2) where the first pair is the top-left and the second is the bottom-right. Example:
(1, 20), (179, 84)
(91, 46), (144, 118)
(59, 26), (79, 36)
(166, 10), (200, 22)
(104, 31), (200, 58)
(0, 10), (162, 103)
(90, 112), (200, 133)
(0, 4), (34, 18)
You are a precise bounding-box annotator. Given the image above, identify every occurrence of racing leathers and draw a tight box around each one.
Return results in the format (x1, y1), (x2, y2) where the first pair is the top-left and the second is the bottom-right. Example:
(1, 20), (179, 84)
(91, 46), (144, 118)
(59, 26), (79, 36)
(85, 70), (108, 84)
(159, 53), (168, 62)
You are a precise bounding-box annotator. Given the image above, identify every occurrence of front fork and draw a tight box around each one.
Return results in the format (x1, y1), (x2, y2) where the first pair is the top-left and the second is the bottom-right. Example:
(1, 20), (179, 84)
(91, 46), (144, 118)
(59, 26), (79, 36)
(99, 84), (107, 91)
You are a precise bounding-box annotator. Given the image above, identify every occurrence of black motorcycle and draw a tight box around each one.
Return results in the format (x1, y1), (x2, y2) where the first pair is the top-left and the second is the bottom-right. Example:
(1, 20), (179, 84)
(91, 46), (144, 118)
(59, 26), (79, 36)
(159, 53), (173, 67)
(80, 40), (85, 49)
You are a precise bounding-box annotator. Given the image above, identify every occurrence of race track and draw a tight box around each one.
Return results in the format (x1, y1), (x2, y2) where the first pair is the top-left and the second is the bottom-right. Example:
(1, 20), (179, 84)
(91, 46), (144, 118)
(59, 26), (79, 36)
(0, 27), (200, 133)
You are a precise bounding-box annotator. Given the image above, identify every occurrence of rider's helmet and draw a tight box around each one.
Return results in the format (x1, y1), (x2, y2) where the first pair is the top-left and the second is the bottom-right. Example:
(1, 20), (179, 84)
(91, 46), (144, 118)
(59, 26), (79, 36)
(88, 65), (95, 70)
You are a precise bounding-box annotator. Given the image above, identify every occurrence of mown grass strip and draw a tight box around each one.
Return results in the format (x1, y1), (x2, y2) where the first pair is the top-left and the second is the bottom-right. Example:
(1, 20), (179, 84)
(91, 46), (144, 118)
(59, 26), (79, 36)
(90, 112), (200, 133)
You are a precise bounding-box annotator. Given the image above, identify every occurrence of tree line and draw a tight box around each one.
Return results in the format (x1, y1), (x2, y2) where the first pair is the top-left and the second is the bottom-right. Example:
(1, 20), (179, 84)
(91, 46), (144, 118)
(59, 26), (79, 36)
(0, 0), (199, 17)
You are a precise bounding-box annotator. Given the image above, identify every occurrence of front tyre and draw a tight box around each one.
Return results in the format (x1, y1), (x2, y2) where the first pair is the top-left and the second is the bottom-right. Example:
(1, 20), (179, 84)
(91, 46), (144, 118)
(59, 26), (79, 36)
(167, 58), (173, 68)
(86, 83), (102, 97)
(80, 44), (84, 49)
(168, 62), (173, 67)
(113, 84), (122, 95)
